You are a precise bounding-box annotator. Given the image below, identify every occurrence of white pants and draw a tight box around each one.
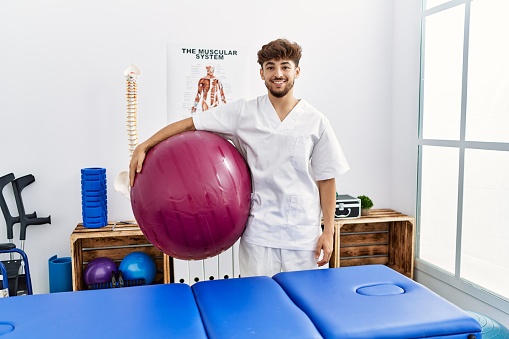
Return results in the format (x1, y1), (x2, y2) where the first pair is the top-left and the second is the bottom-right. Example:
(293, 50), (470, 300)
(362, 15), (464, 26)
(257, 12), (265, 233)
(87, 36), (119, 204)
(239, 238), (320, 277)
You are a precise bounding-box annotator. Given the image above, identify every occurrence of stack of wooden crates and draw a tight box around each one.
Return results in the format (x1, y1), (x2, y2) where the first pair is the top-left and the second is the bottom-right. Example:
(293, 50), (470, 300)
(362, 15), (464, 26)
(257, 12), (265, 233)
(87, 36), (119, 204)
(70, 222), (171, 291)
(70, 209), (415, 291)
(330, 209), (415, 279)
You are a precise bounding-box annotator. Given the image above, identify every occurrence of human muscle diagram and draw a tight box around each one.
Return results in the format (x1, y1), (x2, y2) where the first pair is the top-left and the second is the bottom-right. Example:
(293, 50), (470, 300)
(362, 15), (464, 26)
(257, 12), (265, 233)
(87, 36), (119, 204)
(191, 65), (227, 113)
(167, 44), (248, 122)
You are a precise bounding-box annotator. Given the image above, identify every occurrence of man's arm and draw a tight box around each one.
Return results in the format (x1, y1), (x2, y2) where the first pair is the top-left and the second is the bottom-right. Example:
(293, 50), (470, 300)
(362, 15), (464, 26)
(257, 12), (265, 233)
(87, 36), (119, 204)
(218, 80), (227, 104)
(315, 177), (336, 266)
(129, 117), (196, 186)
(191, 80), (204, 113)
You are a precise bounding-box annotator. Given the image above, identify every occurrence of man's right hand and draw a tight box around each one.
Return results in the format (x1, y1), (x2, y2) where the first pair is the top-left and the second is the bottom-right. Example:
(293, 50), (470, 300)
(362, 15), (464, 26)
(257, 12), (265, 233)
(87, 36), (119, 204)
(129, 143), (149, 187)
(128, 117), (197, 187)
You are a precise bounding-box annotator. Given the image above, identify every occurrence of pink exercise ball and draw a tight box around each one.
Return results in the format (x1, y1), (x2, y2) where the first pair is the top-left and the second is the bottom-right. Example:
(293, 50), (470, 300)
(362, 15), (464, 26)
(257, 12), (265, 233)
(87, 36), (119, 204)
(131, 131), (251, 260)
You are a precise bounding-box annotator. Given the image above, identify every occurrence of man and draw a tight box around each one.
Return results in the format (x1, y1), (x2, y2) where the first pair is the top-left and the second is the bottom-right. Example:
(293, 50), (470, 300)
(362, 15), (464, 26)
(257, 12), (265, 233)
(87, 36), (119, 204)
(190, 65), (227, 113)
(130, 38), (349, 277)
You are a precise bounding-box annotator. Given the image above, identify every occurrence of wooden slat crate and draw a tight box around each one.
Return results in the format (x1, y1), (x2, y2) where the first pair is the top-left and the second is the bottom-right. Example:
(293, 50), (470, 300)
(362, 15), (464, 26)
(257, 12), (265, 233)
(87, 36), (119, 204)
(330, 209), (415, 279)
(70, 221), (171, 291)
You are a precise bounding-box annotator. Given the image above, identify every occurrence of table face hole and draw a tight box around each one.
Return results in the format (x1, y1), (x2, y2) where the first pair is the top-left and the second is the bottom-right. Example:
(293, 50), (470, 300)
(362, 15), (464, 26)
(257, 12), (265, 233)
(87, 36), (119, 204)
(0, 323), (14, 335)
(356, 284), (405, 296)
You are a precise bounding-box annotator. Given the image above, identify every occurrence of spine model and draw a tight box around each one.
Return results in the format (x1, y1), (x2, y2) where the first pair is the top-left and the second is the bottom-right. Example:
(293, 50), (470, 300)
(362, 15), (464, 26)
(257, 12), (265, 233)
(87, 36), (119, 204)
(124, 64), (141, 158)
(114, 64), (142, 199)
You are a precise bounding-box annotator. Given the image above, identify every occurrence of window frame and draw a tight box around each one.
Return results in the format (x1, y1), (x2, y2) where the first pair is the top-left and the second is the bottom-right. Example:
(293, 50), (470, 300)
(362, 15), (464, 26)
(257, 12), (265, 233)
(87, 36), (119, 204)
(417, 0), (509, 314)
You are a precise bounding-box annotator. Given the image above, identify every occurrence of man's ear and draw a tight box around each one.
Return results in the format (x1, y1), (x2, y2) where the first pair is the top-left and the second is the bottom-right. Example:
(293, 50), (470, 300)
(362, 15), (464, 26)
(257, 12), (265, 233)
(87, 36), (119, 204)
(260, 68), (265, 80)
(295, 66), (300, 79)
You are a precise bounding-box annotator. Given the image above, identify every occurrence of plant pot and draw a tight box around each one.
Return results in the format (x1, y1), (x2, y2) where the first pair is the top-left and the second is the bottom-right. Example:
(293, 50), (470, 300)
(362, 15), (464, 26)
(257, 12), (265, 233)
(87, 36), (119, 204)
(361, 209), (370, 216)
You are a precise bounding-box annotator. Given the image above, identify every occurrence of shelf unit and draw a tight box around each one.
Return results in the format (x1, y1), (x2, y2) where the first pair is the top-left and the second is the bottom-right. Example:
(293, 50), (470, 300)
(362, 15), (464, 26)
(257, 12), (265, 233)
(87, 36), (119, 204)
(329, 209), (415, 279)
(70, 222), (171, 291)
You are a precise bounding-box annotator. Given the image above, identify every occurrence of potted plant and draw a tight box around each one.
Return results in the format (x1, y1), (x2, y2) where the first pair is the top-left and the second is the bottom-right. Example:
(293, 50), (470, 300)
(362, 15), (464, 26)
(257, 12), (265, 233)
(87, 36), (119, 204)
(357, 195), (373, 216)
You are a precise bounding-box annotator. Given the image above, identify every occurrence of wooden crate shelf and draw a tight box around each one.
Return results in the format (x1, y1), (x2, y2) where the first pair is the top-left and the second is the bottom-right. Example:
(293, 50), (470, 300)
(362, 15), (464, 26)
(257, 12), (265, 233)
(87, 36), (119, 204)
(329, 209), (415, 279)
(70, 222), (171, 291)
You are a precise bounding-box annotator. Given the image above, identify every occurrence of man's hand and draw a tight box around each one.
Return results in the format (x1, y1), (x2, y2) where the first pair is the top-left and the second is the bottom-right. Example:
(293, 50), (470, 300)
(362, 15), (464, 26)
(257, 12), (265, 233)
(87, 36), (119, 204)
(315, 229), (334, 267)
(129, 143), (149, 187)
(128, 117), (197, 187)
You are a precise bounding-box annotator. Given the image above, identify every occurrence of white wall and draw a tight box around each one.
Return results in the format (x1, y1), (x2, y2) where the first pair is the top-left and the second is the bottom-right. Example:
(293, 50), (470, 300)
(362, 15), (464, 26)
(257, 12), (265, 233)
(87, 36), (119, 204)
(0, 0), (396, 293)
(390, 0), (421, 217)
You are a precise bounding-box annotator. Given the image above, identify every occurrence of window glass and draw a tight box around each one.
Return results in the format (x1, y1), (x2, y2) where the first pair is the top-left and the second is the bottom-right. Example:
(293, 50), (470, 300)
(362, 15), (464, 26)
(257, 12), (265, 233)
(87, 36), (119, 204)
(465, 0), (509, 142)
(421, 5), (464, 140)
(419, 145), (459, 273)
(461, 149), (509, 299)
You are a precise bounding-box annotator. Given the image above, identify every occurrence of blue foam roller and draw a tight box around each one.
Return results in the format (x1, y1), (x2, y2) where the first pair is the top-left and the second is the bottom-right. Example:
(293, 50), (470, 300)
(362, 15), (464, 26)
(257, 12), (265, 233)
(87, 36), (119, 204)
(81, 190), (107, 197)
(82, 209), (107, 216)
(81, 180), (106, 191)
(82, 200), (107, 208)
(82, 214), (107, 221)
(48, 255), (73, 293)
(82, 196), (107, 203)
(81, 177), (106, 182)
(83, 215), (107, 228)
(83, 215), (107, 222)
(82, 207), (106, 217)
(81, 168), (106, 175)
(81, 168), (107, 184)
(83, 221), (107, 228)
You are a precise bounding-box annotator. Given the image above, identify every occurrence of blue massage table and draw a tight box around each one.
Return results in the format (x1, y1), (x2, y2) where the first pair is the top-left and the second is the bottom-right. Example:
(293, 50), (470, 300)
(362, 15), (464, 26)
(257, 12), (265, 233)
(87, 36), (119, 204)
(0, 265), (481, 338)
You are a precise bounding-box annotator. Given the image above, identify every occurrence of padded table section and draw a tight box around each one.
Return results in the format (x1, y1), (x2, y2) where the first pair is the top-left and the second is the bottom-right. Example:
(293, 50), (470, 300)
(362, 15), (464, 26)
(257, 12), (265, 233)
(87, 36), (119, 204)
(192, 276), (323, 339)
(0, 283), (207, 339)
(273, 265), (482, 339)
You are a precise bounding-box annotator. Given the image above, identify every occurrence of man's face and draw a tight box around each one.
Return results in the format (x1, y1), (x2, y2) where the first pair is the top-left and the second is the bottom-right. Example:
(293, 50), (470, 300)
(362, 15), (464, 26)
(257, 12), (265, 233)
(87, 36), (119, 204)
(260, 59), (300, 98)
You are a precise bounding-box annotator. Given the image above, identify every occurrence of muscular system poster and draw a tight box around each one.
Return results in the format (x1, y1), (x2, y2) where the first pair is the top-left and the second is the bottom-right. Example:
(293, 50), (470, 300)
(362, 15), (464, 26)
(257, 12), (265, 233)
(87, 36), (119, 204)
(167, 43), (248, 123)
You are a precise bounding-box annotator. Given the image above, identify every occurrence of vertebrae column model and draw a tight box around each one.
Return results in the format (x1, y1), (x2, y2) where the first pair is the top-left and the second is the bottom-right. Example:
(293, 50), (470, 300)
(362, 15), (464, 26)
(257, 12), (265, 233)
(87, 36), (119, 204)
(125, 64), (141, 157)
(114, 64), (142, 199)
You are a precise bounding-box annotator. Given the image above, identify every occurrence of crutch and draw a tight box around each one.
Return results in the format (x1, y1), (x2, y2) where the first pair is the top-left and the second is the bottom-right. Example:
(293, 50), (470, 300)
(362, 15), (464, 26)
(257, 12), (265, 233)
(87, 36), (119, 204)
(0, 173), (37, 257)
(11, 174), (51, 252)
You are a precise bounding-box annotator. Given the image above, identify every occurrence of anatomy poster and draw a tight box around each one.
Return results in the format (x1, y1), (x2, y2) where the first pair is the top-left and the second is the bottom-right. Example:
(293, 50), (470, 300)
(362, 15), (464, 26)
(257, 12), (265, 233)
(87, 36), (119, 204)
(167, 43), (249, 123)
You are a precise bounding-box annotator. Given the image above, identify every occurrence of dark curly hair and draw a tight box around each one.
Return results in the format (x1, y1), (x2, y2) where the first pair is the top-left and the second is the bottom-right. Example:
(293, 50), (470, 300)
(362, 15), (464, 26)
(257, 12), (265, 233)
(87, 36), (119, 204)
(257, 39), (302, 68)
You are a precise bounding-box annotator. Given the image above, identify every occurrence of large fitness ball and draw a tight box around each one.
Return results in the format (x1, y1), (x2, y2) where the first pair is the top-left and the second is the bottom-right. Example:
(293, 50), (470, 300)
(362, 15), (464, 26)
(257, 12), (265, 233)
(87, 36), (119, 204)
(119, 252), (157, 285)
(83, 257), (117, 286)
(131, 131), (251, 260)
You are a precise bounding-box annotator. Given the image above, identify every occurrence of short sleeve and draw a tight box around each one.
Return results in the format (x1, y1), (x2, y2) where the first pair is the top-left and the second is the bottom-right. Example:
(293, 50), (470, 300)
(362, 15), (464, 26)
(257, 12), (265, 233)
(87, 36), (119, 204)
(311, 121), (350, 181)
(192, 99), (245, 138)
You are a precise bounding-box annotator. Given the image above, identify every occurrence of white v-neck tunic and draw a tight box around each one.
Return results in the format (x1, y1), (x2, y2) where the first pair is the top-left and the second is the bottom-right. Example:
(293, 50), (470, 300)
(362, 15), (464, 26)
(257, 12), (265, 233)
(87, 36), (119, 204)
(193, 95), (349, 250)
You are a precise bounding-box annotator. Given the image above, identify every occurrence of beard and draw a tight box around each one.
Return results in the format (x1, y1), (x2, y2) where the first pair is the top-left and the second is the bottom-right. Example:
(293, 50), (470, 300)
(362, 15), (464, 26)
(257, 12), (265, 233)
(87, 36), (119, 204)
(265, 77), (295, 98)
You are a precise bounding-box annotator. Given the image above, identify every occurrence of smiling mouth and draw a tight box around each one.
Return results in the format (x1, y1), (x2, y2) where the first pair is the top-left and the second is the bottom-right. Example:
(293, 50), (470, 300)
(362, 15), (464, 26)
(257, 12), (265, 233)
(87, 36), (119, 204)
(272, 79), (286, 86)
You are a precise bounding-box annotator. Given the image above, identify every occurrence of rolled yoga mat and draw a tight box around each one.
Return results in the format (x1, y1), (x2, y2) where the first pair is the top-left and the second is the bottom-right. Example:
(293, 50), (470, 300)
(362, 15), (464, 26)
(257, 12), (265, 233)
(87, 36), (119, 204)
(48, 255), (72, 293)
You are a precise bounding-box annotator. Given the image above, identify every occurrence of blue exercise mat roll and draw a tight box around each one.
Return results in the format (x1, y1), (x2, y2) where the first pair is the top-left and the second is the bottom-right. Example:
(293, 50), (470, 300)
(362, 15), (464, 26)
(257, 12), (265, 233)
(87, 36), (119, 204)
(48, 255), (73, 293)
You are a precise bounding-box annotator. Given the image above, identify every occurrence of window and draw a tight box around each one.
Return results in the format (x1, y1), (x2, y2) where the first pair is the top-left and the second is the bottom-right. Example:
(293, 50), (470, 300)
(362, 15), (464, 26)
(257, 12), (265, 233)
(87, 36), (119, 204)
(418, 0), (509, 311)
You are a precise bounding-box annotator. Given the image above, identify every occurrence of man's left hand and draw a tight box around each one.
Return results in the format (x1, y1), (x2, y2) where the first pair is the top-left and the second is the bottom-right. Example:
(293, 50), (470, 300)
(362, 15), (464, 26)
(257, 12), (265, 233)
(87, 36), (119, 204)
(315, 231), (334, 267)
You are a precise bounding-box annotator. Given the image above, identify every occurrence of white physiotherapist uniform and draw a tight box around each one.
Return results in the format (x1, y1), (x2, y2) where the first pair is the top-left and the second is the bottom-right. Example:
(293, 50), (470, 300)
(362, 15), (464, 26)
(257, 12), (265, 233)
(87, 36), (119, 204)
(192, 95), (349, 271)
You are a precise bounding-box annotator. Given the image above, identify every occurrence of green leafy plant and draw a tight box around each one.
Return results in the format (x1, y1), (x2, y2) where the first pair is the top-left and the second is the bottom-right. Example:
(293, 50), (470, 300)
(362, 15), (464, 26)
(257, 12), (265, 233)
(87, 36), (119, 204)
(357, 195), (373, 210)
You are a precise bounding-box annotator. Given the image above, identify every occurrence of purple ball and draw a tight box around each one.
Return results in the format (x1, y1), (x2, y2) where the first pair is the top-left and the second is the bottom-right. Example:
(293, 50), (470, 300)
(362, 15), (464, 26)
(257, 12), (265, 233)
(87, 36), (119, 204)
(131, 131), (252, 260)
(83, 257), (117, 285)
